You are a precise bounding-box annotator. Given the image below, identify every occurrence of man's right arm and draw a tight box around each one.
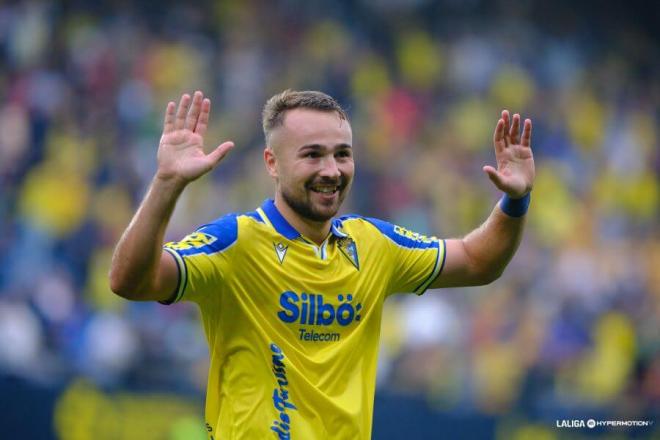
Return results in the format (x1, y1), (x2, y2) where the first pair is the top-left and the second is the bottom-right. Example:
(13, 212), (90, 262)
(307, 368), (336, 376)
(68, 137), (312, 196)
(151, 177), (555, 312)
(109, 91), (234, 301)
(109, 176), (185, 302)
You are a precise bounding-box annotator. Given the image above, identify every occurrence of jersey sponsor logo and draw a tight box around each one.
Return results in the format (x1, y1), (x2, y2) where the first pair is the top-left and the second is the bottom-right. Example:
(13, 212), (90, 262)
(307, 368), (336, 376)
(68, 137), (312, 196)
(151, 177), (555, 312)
(298, 328), (340, 342)
(393, 225), (435, 243)
(273, 242), (288, 264)
(165, 232), (217, 250)
(270, 343), (296, 439)
(277, 290), (362, 344)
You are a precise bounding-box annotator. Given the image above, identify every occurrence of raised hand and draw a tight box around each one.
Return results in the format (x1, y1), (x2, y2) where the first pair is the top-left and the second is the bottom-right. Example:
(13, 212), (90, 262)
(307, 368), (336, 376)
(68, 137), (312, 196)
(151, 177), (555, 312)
(156, 91), (234, 185)
(482, 110), (535, 198)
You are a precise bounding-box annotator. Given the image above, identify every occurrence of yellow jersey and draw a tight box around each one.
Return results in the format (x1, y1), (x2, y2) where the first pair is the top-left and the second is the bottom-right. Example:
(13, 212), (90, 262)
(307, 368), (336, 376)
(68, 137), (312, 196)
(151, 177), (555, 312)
(163, 199), (446, 439)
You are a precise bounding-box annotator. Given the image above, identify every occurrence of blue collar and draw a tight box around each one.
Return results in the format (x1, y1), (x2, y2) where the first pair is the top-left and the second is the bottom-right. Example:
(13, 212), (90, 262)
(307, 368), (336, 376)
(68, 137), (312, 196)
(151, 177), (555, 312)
(260, 199), (348, 240)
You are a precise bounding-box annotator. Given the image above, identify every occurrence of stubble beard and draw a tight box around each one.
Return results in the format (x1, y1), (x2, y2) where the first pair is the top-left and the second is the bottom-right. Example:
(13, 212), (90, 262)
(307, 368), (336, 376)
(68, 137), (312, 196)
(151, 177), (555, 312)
(280, 178), (350, 222)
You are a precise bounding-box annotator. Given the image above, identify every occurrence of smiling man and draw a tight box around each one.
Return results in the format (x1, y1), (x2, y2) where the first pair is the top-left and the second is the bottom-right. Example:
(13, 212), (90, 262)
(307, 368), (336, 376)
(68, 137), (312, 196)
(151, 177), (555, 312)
(109, 89), (534, 439)
(263, 97), (354, 243)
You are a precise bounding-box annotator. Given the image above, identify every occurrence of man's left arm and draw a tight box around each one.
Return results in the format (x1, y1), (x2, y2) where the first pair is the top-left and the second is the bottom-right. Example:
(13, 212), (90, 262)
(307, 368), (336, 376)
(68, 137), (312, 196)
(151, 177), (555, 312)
(432, 110), (535, 288)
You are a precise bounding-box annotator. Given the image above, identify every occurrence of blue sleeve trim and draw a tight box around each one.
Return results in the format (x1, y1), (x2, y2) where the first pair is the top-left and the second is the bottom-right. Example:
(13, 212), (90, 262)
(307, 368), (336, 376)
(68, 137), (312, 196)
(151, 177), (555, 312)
(362, 217), (439, 249)
(173, 213), (239, 256)
(244, 211), (264, 223)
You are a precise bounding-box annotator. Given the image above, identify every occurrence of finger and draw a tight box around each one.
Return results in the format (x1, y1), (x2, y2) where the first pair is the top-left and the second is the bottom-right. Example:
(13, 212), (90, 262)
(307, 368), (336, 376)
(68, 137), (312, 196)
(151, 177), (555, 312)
(501, 110), (510, 142)
(509, 113), (520, 144)
(521, 119), (532, 147)
(163, 101), (176, 134)
(174, 94), (191, 130)
(207, 141), (235, 167)
(185, 91), (204, 130)
(195, 98), (211, 136)
(492, 118), (505, 153)
(483, 165), (506, 191)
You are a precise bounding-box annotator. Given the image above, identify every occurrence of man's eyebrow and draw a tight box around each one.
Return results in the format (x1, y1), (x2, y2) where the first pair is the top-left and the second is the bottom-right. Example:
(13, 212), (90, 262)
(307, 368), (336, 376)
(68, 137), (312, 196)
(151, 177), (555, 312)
(299, 143), (352, 151)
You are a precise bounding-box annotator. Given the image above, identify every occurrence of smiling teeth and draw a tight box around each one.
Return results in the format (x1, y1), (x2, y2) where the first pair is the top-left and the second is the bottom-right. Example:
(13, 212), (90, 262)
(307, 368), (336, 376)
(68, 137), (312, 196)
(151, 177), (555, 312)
(313, 187), (337, 193)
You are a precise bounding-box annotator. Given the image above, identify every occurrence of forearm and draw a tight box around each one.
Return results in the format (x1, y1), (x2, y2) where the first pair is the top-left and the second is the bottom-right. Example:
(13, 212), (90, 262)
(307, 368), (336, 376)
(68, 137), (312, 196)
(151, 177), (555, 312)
(109, 176), (185, 299)
(462, 199), (527, 283)
(433, 110), (534, 289)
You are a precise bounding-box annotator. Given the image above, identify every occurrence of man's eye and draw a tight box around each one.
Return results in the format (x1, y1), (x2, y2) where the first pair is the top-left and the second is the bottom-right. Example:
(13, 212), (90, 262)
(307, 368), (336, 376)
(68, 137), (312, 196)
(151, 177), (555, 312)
(305, 152), (320, 158)
(336, 151), (351, 158)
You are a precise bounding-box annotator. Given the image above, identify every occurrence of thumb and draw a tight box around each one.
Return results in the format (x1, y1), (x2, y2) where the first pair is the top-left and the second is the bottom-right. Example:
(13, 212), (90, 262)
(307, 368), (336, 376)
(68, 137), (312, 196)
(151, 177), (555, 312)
(207, 141), (235, 167)
(482, 165), (506, 191)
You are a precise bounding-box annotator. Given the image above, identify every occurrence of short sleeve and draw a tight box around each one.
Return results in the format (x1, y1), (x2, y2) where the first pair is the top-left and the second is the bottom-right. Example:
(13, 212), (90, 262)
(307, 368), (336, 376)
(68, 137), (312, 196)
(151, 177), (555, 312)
(160, 213), (238, 305)
(364, 218), (446, 296)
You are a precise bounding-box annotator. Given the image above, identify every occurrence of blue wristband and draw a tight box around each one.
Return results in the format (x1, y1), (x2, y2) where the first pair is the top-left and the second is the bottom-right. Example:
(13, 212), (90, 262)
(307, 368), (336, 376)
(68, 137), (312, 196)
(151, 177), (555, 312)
(500, 193), (530, 217)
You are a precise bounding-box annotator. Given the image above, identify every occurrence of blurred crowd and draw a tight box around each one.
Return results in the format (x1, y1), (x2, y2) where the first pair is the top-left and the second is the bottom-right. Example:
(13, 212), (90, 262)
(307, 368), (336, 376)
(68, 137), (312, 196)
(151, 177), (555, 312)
(0, 0), (658, 436)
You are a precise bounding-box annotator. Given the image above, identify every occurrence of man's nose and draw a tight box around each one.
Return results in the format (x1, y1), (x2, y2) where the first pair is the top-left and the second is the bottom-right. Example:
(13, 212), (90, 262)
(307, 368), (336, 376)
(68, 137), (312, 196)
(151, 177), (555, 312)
(319, 156), (341, 179)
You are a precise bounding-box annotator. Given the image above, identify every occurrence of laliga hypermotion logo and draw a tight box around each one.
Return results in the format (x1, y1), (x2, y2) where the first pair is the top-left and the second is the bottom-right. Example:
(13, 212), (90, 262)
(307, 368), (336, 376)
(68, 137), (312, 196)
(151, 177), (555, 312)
(277, 291), (362, 326)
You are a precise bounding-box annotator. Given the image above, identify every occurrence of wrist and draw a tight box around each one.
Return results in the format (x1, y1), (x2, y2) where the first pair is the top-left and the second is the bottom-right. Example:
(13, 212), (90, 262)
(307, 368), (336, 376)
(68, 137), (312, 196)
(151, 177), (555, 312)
(152, 172), (188, 194)
(499, 192), (530, 217)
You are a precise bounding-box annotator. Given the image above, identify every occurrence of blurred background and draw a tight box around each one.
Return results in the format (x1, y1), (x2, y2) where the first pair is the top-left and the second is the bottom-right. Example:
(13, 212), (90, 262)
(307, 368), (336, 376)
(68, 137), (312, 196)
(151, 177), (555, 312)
(0, 0), (658, 438)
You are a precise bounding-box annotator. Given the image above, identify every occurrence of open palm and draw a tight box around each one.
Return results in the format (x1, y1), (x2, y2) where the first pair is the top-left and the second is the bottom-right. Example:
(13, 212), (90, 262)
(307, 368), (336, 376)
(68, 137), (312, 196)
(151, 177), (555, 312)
(157, 91), (234, 184)
(483, 110), (535, 198)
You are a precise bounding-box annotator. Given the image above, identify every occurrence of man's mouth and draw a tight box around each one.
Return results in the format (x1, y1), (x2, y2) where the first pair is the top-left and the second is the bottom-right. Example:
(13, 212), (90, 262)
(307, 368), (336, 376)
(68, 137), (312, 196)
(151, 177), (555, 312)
(309, 185), (339, 194)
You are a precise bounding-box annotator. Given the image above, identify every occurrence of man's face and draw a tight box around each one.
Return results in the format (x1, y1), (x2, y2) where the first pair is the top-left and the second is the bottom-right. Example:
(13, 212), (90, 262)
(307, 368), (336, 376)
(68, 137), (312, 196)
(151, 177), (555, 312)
(265, 108), (354, 222)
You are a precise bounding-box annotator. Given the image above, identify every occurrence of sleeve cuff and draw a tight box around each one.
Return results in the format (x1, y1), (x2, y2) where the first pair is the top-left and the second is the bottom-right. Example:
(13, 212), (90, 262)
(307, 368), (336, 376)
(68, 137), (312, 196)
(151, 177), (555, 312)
(159, 247), (188, 305)
(414, 239), (447, 296)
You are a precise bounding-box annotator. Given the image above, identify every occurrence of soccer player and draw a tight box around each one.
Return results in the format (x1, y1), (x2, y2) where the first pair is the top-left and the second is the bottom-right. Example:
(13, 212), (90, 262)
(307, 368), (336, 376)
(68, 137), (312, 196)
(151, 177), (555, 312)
(109, 90), (534, 439)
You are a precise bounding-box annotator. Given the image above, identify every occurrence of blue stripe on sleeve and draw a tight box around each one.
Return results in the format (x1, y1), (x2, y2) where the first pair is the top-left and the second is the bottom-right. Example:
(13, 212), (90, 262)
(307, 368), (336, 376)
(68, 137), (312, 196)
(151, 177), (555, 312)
(172, 213), (239, 256)
(244, 211), (264, 223)
(361, 217), (438, 249)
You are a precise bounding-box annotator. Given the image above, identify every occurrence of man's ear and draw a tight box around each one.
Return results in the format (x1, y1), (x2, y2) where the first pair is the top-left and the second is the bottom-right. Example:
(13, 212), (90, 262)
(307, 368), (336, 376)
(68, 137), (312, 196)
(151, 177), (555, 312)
(264, 147), (278, 178)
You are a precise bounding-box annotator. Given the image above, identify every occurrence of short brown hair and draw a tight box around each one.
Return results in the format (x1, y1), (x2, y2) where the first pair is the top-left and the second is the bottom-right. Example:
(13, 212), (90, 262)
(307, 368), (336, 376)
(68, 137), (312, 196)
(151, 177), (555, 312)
(262, 90), (349, 143)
